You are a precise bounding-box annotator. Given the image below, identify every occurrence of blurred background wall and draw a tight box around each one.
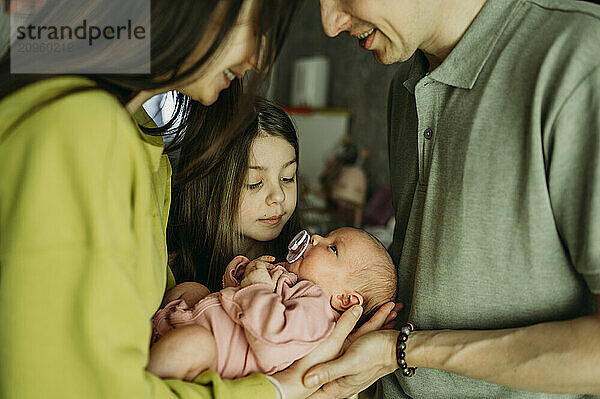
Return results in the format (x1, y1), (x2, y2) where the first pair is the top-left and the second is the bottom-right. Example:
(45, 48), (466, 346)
(268, 0), (398, 192)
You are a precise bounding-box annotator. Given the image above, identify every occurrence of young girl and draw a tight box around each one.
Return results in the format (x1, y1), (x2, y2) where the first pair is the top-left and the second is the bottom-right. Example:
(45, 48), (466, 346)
(168, 97), (302, 291)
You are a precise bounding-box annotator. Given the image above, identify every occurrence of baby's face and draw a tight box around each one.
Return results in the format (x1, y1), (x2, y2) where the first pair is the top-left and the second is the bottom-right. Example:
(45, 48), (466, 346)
(285, 227), (371, 297)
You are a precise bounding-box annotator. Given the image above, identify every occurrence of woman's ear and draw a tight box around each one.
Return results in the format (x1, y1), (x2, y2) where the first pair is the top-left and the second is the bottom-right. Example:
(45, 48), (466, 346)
(330, 291), (364, 312)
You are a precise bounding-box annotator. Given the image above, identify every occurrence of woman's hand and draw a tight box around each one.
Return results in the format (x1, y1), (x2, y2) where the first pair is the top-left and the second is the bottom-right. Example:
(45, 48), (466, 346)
(304, 329), (400, 399)
(271, 305), (364, 399)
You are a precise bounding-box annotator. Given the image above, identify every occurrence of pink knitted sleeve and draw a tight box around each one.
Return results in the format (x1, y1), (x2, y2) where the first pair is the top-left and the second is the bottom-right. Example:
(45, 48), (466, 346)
(221, 255), (249, 288)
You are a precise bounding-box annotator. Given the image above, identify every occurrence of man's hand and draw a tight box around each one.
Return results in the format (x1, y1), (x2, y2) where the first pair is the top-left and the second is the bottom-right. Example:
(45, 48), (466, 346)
(347, 302), (403, 345)
(303, 330), (400, 399)
(240, 255), (282, 290)
(271, 306), (364, 399)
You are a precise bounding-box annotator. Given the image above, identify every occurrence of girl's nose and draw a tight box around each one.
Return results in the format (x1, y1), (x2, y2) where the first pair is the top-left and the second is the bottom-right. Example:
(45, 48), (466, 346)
(266, 182), (285, 205)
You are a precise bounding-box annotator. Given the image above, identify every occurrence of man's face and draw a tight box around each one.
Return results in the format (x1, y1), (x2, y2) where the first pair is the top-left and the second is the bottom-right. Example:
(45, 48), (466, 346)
(319, 0), (430, 65)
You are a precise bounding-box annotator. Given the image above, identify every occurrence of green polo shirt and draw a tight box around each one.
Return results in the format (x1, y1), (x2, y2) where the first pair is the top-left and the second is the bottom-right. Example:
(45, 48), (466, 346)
(0, 77), (275, 399)
(381, 0), (600, 398)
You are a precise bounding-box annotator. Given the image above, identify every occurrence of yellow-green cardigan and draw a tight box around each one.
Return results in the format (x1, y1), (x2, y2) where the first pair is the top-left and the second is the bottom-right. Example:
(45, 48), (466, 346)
(0, 77), (275, 399)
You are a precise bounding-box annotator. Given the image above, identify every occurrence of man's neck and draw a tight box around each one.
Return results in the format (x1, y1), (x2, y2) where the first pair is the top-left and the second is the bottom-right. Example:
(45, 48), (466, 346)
(422, 0), (487, 72)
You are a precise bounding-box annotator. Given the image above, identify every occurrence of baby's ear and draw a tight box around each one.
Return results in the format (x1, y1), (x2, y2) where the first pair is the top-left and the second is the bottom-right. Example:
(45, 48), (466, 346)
(330, 291), (364, 312)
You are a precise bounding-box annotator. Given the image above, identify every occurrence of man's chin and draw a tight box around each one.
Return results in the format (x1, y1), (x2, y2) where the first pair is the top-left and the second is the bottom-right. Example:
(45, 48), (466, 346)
(374, 55), (395, 65)
(373, 49), (411, 65)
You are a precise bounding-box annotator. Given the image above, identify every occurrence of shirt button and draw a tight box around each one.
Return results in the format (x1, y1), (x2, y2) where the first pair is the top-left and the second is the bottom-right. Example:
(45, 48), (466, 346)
(424, 127), (433, 140)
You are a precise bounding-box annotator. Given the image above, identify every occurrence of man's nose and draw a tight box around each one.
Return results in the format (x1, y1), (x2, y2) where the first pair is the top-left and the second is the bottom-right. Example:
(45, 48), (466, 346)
(319, 0), (351, 37)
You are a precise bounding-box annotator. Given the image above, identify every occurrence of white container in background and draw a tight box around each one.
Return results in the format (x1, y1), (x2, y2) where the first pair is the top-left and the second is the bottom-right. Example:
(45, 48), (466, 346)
(291, 55), (330, 108)
(287, 109), (350, 191)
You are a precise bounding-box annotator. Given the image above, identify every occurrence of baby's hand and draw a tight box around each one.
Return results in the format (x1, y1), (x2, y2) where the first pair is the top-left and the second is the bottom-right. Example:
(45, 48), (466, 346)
(240, 255), (282, 290)
(162, 282), (210, 307)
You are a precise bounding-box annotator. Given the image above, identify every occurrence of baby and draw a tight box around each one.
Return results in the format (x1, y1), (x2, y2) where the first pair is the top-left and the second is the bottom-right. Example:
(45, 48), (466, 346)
(147, 227), (396, 381)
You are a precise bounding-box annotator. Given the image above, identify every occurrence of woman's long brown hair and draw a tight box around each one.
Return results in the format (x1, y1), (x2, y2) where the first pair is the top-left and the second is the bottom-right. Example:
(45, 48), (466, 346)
(168, 97), (302, 290)
(0, 0), (302, 181)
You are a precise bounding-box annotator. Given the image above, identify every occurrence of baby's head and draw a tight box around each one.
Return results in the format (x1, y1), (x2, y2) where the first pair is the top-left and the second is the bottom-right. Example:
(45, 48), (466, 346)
(285, 227), (396, 324)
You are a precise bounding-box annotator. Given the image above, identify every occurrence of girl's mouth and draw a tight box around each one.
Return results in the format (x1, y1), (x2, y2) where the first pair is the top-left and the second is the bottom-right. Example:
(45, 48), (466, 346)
(259, 215), (283, 226)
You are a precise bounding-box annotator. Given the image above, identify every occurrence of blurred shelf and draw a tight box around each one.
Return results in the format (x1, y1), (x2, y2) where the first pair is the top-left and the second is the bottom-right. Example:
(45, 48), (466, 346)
(281, 105), (351, 116)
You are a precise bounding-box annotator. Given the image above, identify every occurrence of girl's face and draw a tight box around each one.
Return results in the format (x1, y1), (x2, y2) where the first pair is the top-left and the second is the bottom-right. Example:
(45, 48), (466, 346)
(176, 0), (260, 105)
(238, 135), (297, 242)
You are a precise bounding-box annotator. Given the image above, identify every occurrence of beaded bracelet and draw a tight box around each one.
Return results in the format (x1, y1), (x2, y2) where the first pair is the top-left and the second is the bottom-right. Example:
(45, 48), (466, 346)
(396, 322), (417, 377)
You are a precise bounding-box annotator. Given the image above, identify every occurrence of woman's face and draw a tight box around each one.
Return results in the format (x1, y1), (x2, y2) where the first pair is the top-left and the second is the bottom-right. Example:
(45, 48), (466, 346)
(176, 0), (260, 105)
(238, 135), (297, 242)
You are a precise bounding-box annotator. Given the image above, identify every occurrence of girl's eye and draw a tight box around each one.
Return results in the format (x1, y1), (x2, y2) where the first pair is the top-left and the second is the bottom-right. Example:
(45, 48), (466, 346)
(280, 176), (295, 183)
(247, 181), (263, 190)
(329, 245), (337, 255)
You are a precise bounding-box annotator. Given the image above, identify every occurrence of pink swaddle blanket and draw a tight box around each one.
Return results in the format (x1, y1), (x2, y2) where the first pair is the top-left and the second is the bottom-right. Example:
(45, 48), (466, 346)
(152, 256), (339, 378)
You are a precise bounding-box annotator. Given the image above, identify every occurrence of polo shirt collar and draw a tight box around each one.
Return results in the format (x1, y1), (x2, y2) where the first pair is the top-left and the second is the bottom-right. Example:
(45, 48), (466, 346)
(403, 51), (429, 94)
(406, 0), (521, 92)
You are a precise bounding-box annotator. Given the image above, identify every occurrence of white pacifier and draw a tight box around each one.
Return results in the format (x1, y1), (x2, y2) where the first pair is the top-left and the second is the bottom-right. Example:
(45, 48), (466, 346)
(286, 230), (310, 263)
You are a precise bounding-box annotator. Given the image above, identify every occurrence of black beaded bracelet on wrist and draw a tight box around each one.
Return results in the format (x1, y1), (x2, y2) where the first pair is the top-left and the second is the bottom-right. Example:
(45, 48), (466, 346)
(396, 322), (417, 377)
